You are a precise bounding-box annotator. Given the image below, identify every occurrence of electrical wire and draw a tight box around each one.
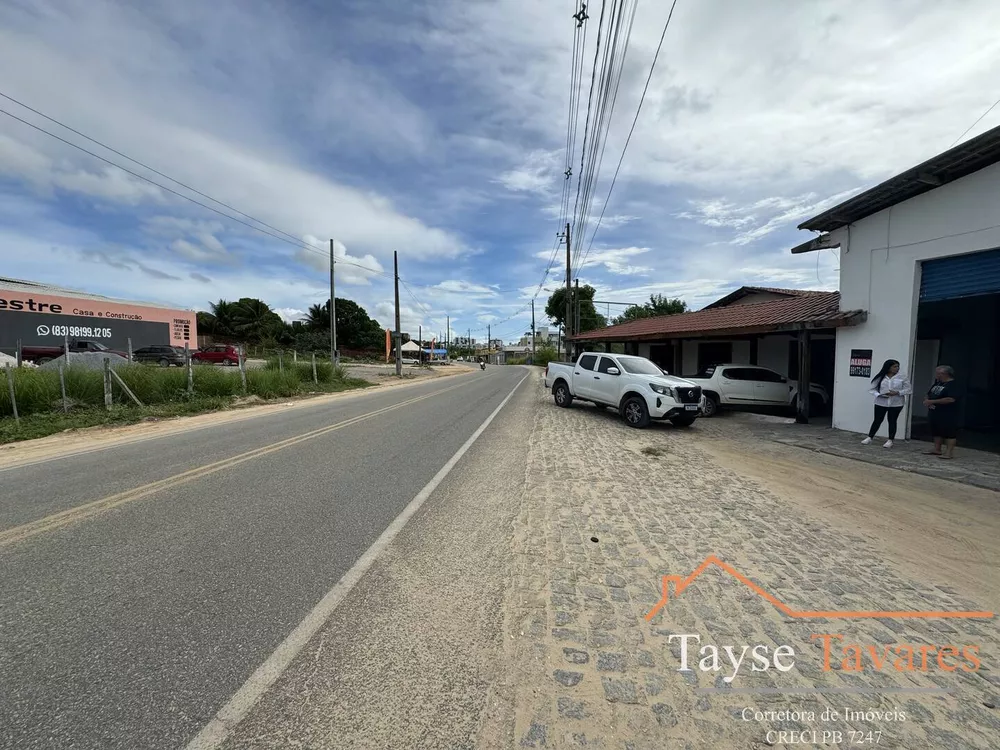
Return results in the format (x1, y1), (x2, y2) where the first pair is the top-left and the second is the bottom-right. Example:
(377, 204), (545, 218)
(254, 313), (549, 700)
(579, 0), (679, 272)
(950, 95), (1000, 148)
(574, 0), (637, 270)
(571, 0), (608, 243)
(0, 104), (388, 281)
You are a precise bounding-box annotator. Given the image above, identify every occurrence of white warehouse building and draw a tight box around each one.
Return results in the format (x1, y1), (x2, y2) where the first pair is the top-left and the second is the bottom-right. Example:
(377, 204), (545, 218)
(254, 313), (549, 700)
(792, 124), (1000, 449)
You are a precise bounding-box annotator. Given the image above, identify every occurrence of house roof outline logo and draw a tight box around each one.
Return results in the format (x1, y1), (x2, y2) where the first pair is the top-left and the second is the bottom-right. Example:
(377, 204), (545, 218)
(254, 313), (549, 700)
(644, 555), (995, 622)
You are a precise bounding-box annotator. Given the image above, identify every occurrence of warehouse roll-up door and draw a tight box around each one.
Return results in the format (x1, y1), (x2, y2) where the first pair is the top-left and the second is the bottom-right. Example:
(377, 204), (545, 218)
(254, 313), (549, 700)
(920, 247), (1000, 302)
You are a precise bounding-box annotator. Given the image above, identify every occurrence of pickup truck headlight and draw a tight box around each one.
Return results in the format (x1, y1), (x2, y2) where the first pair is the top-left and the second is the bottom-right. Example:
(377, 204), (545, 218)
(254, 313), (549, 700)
(650, 383), (675, 397)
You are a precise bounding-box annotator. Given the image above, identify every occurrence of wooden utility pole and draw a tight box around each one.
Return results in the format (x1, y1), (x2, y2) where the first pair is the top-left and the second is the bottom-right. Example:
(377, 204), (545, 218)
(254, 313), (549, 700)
(330, 239), (338, 364)
(564, 222), (572, 361)
(394, 251), (402, 376)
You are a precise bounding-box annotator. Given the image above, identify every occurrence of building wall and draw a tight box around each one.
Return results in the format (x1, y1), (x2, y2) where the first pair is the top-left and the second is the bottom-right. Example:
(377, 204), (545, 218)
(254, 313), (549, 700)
(830, 160), (1000, 437)
(0, 285), (196, 350)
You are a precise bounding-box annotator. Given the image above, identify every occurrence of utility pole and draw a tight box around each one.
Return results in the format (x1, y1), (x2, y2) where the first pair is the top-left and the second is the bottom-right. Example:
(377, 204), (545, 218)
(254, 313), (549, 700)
(488, 323), (491, 362)
(574, 278), (580, 340)
(564, 222), (572, 361)
(329, 239), (337, 364)
(446, 314), (450, 360)
(394, 251), (402, 377)
(531, 298), (536, 362)
(418, 324), (422, 363)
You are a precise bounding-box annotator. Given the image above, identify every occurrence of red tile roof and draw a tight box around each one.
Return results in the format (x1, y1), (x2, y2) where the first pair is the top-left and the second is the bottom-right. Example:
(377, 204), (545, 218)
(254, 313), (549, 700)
(702, 285), (826, 310)
(572, 291), (865, 341)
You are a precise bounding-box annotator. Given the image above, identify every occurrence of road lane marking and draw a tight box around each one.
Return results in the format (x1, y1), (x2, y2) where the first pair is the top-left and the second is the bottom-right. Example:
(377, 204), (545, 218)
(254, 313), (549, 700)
(0, 369), (478, 473)
(0, 374), (493, 549)
(183, 372), (528, 750)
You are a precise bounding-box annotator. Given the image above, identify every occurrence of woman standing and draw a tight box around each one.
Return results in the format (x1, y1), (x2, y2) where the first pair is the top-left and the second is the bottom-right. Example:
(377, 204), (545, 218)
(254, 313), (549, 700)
(923, 365), (960, 459)
(862, 359), (911, 448)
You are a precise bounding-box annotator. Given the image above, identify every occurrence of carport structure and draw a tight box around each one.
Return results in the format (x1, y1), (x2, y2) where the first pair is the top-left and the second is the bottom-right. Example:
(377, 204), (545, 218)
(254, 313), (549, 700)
(568, 287), (867, 422)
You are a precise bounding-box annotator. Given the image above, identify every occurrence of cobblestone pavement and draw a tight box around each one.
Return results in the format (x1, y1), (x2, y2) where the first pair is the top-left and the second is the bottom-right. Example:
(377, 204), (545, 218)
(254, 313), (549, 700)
(503, 374), (999, 749)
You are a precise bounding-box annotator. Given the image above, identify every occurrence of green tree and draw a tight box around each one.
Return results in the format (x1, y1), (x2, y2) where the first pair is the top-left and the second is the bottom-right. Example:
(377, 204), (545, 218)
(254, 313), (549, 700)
(612, 294), (687, 325)
(305, 298), (384, 350)
(545, 285), (607, 334)
(231, 298), (285, 343)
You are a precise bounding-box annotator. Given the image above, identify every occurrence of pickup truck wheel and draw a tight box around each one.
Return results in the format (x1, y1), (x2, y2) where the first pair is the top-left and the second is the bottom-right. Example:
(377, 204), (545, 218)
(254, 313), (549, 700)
(553, 382), (573, 408)
(670, 414), (697, 427)
(701, 395), (719, 417)
(621, 397), (650, 428)
(37, 357), (53, 365)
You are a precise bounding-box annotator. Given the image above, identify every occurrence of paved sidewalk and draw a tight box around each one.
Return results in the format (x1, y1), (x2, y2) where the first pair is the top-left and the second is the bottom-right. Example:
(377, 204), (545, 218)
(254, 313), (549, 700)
(503, 375), (999, 749)
(720, 412), (1000, 493)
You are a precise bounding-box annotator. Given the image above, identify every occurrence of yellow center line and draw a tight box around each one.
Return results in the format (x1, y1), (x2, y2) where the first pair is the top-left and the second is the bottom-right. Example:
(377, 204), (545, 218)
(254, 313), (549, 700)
(0, 376), (482, 549)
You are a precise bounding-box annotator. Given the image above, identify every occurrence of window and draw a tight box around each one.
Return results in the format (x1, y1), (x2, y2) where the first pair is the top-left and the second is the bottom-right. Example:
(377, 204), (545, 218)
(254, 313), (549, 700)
(578, 354), (598, 371)
(617, 356), (663, 376)
(597, 357), (618, 374)
(722, 368), (761, 381)
(750, 368), (784, 383)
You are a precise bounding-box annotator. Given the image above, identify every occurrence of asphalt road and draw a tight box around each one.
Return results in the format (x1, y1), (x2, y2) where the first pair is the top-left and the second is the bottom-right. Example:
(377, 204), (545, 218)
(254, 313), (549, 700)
(0, 365), (529, 750)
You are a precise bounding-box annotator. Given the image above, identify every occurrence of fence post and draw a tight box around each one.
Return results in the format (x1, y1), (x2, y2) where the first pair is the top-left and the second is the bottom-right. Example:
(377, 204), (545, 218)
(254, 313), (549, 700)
(4, 363), (18, 424)
(311, 352), (318, 384)
(293, 349), (298, 364)
(127, 337), (133, 363)
(278, 351), (284, 374)
(59, 364), (69, 413)
(110, 369), (144, 406)
(103, 358), (113, 410)
(64, 334), (70, 360)
(15, 339), (22, 368)
(185, 343), (194, 395)
(238, 349), (248, 391)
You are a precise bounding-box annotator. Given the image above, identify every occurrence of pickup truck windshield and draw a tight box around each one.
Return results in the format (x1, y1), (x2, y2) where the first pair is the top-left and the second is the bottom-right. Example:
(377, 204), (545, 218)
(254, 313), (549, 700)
(616, 357), (663, 376)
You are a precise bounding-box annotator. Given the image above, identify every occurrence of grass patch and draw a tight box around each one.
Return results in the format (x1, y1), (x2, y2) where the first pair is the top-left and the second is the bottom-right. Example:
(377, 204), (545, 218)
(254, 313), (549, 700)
(0, 362), (373, 444)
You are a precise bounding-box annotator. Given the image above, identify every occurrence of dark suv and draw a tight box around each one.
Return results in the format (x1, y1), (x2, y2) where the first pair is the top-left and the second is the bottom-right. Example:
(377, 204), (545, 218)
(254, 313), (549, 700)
(133, 345), (187, 367)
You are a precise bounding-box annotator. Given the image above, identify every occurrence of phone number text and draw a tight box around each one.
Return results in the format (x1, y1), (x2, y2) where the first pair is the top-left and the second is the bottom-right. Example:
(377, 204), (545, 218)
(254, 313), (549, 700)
(48, 325), (113, 338)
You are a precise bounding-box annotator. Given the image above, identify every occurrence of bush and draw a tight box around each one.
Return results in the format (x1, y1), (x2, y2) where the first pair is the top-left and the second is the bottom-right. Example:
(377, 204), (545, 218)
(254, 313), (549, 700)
(532, 345), (560, 368)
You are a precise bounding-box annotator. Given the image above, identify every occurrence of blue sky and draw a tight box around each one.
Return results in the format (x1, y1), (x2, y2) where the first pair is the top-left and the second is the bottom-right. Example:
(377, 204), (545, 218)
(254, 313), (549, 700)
(2, 0), (1000, 343)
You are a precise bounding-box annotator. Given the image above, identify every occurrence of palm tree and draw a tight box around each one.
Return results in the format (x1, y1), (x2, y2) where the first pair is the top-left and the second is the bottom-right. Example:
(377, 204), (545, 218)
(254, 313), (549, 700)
(305, 302), (330, 330)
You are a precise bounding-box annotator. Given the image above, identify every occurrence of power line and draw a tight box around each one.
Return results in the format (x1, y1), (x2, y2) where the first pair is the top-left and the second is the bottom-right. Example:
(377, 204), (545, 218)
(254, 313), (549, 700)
(0, 103), (388, 281)
(950, 95), (1000, 148)
(580, 0), (679, 271)
(0, 90), (308, 249)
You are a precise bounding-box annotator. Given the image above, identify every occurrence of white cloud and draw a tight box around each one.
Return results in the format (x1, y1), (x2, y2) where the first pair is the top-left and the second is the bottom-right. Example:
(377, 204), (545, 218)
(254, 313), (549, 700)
(274, 307), (306, 323)
(293, 238), (385, 286)
(495, 149), (562, 196)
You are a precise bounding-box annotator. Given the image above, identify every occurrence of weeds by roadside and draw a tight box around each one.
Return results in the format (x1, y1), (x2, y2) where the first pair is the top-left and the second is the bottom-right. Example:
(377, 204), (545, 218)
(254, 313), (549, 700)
(0, 362), (371, 444)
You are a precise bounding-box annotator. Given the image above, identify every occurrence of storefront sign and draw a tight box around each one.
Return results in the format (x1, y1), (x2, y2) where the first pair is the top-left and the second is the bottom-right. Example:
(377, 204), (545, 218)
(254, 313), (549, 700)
(0, 310), (171, 352)
(849, 349), (873, 378)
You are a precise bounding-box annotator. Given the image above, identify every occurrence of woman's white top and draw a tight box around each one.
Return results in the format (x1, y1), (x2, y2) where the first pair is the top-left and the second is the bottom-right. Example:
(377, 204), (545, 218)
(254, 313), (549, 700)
(869, 374), (912, 408)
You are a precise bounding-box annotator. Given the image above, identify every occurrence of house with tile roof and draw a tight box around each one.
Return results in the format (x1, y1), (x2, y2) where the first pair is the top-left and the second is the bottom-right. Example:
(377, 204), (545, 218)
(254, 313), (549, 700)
(567, 285), (866, 414)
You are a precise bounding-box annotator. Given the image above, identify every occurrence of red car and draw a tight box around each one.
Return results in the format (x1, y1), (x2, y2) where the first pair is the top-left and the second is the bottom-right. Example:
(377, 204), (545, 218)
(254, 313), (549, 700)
(191, 344), (241, 366)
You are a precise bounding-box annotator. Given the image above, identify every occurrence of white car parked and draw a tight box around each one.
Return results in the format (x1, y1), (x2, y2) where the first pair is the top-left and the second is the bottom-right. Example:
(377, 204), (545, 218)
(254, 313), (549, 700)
(543, 353), (705, 428)
(685, 364), (829, 417)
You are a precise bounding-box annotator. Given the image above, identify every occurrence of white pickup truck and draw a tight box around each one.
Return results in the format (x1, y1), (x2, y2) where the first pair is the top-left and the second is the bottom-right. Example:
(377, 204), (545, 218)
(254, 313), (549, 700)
(685, 363), (830, 417)
(543, 353), (705, 428)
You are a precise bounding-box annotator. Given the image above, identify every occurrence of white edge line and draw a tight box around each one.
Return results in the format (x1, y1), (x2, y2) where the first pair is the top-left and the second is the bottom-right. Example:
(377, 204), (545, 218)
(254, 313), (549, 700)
(183, 372), (528, 750)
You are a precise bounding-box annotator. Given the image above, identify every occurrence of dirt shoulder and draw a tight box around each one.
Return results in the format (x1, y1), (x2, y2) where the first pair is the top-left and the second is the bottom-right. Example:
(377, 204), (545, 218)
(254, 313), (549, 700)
(0, 365), (471, 470)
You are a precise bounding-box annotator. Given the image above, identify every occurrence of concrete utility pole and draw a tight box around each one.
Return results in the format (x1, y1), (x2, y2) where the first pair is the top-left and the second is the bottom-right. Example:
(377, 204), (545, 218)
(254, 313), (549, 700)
(487, 324), (491, 362)
(574, 278), (580, 341)
(330, 239), (338, 364)
(418, 325), (422, 362)
(446, 315), (450, 359)
(394, 251), (402, 377)
(531, 299), (536, 362)
(564, 222), (572, 361)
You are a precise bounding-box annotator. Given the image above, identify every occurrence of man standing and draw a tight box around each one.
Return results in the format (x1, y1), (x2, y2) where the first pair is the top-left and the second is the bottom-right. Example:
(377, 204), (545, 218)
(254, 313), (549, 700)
(923, 365), (960, 459)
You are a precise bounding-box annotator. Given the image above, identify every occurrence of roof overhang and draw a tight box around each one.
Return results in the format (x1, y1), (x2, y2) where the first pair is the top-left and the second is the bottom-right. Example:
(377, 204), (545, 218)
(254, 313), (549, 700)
(569, 310), (867, 342)
(798, 123), (1000, 233)
(790, 234), (842, 255)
